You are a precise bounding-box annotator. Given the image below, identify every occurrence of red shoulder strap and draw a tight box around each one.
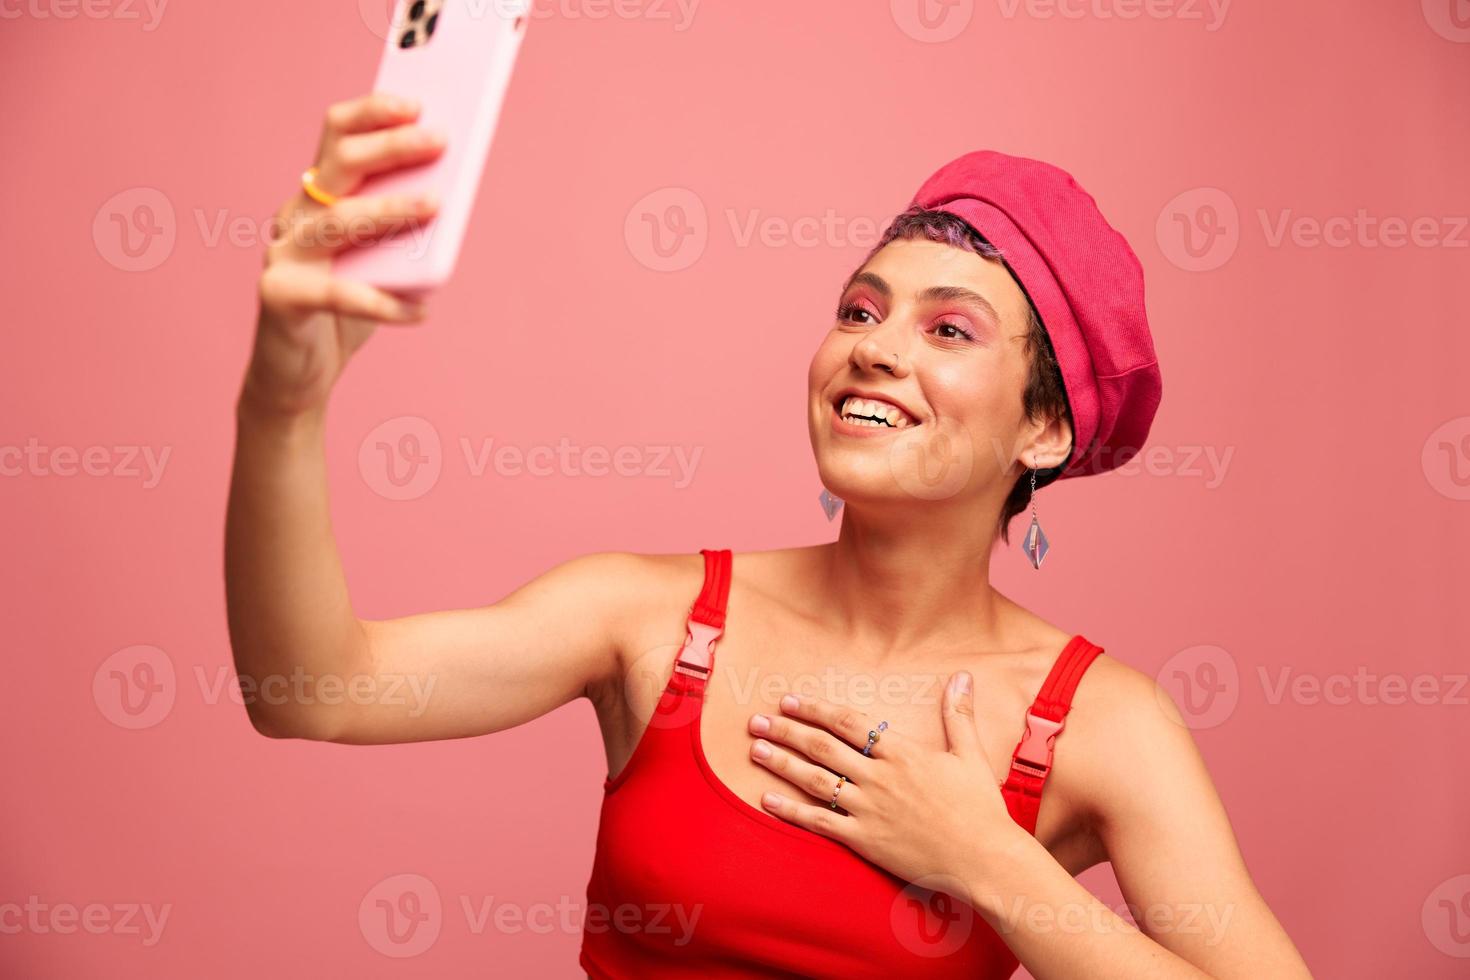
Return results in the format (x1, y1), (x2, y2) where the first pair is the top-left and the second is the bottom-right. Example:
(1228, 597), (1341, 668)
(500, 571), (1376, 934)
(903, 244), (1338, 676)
(690, 548), (732, 628)
(1001, 635), (1104, 835)
(673, 549), (731, 681)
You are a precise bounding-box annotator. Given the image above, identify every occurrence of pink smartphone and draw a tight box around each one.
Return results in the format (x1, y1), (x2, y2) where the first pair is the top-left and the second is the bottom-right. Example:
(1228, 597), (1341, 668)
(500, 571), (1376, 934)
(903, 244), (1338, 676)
(333, 0), (530, 297)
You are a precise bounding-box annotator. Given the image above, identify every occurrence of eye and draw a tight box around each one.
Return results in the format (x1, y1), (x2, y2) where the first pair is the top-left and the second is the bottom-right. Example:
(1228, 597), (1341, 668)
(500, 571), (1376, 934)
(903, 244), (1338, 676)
(934, 320), (977, 341)
(836, 302), (876, 325)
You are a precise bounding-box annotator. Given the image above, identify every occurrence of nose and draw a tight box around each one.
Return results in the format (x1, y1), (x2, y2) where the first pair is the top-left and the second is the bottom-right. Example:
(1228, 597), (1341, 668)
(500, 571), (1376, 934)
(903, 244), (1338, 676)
(850, 320), (911, 377)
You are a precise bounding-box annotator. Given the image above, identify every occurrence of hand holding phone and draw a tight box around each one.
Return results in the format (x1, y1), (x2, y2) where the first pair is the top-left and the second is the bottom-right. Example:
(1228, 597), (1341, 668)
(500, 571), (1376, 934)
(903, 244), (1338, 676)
(248, 92), (446, 420)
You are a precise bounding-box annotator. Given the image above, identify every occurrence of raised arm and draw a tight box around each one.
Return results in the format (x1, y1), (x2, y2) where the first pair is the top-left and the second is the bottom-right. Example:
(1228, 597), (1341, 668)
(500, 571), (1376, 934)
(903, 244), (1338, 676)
(225, 92), (645, 745)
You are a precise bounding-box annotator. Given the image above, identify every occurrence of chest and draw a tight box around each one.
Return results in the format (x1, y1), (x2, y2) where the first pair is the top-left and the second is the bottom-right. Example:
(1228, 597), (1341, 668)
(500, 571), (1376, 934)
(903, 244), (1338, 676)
(696, 631), (1032, 816)
(599, 614), (1100, 869)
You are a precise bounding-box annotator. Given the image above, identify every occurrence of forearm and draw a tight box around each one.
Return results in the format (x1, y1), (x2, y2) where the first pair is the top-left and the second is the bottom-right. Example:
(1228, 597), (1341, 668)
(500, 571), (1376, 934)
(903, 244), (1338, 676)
(224, 389), (368, 737)
(963, 827), (1211, 980)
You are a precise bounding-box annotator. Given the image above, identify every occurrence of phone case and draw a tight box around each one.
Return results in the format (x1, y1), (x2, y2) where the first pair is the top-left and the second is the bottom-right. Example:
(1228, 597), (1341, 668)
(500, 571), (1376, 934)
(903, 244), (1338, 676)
(333, 0), (530, 296)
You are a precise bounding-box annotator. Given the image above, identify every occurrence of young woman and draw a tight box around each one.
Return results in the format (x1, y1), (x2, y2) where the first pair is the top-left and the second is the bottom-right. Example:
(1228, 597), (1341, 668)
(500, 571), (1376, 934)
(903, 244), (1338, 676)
(226, 91), (1312, 978)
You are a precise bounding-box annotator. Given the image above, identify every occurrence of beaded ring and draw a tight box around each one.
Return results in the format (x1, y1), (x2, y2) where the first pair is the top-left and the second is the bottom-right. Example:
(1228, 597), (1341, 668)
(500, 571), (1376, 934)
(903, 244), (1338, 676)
(862, 720), (889, 756)
(828, 774), (848, 810)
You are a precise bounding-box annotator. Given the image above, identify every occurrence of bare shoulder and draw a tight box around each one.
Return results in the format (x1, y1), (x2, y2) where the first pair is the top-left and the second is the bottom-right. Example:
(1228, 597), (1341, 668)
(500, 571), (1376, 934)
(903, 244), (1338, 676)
(567, 548), (705, 626)
(574, 545), (751, 659)
(1051, 649), (1213, 830)
(590, 543), (816, 587)
(595, 543), (823, 663)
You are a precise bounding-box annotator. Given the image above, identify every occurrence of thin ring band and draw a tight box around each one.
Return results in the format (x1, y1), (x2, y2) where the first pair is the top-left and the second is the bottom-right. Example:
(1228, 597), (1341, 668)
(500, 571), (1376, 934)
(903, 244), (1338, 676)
(300, 166), (338, 207)
(828, 774), (847, 810)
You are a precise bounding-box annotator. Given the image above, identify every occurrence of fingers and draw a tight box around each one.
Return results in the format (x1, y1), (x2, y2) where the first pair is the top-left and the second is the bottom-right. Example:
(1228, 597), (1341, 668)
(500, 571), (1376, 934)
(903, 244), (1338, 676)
(775, 692), (879, 754)
(751, 737), (863, 811)
(942, 671), (984, 758)
(324, 91), (421, 136)
(759, 791), (855, 843)
(307, 92), (447, 200)
(750, 710), (873, 780)
(333, 123), (447, 179)
(274, 191), (440, 258)
(259, 262), (428, 326)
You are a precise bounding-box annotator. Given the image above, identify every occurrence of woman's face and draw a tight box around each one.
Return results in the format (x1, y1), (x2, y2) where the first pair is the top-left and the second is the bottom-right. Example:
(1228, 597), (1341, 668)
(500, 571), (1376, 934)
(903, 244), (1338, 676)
(806, 237), (1061, 510)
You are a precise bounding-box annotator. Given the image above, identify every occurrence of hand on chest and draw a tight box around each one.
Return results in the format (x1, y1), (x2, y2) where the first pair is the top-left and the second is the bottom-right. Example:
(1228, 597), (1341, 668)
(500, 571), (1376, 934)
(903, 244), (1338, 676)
(698, 641), (1032, 807)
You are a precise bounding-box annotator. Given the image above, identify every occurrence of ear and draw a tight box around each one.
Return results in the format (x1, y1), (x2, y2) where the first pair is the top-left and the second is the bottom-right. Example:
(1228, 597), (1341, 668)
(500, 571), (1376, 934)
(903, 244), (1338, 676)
(1019, 412), (1072, 471)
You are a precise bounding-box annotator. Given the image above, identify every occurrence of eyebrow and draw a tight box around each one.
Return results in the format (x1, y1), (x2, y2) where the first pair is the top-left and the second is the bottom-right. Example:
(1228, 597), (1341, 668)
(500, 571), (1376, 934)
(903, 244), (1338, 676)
(841, 271), (1001, 325)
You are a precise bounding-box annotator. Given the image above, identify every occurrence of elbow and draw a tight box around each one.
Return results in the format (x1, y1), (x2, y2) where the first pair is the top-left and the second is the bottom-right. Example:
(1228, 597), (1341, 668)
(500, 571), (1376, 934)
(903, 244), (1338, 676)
(229, 636), (368, 743)
(243, 704), (348, 742)
(243, 701), (310, 740)
(243, 703), (299, 740)
(239, 692), (348, 742)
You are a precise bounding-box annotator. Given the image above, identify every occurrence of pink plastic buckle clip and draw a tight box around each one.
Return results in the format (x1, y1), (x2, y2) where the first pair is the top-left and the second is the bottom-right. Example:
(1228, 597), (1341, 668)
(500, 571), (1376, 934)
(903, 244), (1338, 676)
(673, 619), (721, 678)
(1011, 712), (1064, 778)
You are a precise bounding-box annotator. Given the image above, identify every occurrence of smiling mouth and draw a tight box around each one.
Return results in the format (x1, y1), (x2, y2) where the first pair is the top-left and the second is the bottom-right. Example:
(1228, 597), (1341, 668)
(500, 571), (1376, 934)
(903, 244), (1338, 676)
(833, 395), (919, 429)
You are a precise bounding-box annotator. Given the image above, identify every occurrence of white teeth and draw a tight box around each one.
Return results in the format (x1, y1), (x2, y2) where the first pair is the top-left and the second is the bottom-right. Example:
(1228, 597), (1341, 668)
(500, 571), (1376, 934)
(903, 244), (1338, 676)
(839, 395), (914, 428)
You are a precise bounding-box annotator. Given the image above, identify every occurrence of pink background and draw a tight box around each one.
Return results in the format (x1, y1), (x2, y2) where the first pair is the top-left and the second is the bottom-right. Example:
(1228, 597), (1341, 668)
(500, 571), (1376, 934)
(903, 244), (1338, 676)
(4, 0), (1468, 976)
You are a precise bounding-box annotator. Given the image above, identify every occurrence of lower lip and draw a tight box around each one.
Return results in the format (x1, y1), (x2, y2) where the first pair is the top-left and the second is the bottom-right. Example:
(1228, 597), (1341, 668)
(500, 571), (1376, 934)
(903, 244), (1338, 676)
(830, 403), (915, 438)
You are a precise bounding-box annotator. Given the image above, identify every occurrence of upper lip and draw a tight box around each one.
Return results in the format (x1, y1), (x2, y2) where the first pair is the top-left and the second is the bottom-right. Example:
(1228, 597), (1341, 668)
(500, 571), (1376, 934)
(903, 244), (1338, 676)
(831, 387), (921, 425)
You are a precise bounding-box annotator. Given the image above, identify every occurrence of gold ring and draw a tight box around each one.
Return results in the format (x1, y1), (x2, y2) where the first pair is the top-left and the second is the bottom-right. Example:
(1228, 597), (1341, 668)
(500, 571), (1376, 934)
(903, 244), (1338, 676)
(300, 166), (338, 207)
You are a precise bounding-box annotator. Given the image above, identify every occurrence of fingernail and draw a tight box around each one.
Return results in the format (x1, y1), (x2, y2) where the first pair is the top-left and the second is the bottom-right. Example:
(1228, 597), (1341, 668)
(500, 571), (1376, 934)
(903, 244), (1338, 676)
(780, 694), (799, 712)
(750, 713), (770, 733)
(393, 95), (420, 114)
(762, 792), (783, 808)
(751, 740), (771, 759)
(415, 191), (438, 210)
(954, 671), (972, 696)
(423, 128), (448, 147)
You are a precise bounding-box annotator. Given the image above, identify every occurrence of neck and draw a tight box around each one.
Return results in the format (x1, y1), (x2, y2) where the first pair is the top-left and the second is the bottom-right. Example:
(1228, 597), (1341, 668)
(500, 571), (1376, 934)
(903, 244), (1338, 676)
(816, 498), (1007, 662)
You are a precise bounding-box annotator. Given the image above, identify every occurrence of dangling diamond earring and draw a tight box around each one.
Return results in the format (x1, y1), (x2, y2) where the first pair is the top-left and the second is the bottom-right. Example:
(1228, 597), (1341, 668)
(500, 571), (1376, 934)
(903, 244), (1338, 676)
(1021, 466), (1049, 569)
(818, 487), (843, 521)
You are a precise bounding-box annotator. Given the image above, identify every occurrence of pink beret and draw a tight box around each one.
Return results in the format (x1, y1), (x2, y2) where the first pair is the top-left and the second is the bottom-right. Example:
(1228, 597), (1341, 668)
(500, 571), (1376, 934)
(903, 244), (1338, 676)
(909, 150), (1162, 482)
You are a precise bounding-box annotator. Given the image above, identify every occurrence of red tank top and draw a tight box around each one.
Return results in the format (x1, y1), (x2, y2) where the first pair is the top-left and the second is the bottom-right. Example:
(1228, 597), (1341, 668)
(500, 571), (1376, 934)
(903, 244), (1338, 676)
(580, 549), (1103, 978)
